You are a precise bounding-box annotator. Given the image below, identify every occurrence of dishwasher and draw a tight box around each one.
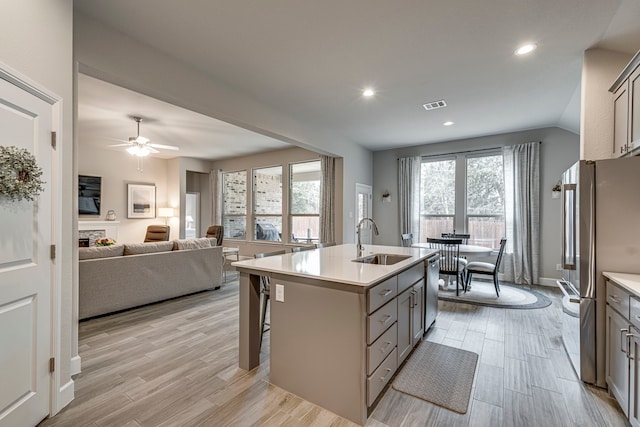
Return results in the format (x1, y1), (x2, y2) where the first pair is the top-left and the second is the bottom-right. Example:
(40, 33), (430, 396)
(424, 254), (439, 331)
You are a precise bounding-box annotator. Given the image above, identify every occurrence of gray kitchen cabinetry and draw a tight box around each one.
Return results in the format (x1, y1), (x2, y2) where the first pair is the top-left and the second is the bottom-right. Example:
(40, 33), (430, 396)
(605, 278), (640, 425)
(396, 264), (425, 365)
(610, 50), (640, 157)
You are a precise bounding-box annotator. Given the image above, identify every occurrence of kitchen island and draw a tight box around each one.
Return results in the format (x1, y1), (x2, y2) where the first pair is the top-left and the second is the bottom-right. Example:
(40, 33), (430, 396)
(233, 244), (438, 425)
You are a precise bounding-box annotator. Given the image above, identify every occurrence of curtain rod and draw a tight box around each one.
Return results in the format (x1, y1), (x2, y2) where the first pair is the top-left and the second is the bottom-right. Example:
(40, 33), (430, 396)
(397, 140), (541, 160)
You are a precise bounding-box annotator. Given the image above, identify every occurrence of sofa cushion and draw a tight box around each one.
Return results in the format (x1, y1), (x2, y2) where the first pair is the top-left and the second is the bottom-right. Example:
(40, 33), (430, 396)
(79, 244), (125, 260)
(124, 241), (174, 255)
(173, 237), (213, 251)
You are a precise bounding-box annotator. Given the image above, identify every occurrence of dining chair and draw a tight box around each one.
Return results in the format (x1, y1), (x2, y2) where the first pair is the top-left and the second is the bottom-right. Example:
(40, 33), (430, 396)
(441, 232), (470, 244)
(427, 237), (465, 296)
(254, 249), (287, 349)
(464, 238), (507, 297)
(441, 232), (470, 272)
(143, 225), (170, 242)
(206, 225), (224, 246)
(315, 242), (336, 248)
(401, 233), (413, 247)
(291, 246), (314, 252)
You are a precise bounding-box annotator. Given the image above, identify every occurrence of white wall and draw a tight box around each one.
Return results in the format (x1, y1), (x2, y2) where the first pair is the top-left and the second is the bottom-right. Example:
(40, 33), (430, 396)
(78, 146), (173, 242)
(74, 12), (372, 245)
(1, 0), (74, 412)
(372, 127), (580, 284)
(581, 48), (632, 160)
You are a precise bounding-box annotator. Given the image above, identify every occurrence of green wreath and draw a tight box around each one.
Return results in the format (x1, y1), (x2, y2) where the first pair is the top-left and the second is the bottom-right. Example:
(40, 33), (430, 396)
(0, 146), (45, 201)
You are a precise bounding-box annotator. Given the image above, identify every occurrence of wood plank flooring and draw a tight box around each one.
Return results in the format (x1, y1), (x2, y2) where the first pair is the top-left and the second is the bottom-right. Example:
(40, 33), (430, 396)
(40, 281), (629, 427)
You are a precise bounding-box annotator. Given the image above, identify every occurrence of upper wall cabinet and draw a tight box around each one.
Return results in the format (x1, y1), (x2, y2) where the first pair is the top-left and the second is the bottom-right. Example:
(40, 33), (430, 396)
(611, 50), (640, 157)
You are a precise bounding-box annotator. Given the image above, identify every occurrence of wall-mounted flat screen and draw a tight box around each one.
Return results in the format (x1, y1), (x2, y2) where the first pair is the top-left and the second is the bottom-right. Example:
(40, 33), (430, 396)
(78, 175), (101, 215)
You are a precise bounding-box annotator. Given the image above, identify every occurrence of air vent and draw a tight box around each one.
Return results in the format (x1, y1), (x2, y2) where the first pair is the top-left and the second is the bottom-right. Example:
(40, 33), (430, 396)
(423, 99), (447, 111)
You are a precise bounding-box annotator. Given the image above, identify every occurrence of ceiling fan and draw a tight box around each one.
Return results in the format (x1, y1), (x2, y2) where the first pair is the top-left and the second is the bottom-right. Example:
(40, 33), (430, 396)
(110, 116), (179, 156)
(109, 116), (179, 172)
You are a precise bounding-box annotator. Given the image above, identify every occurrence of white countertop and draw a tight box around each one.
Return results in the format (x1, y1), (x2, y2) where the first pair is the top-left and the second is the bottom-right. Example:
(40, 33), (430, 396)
(603, 272), (640, 296)
(232, 244), (437, 287)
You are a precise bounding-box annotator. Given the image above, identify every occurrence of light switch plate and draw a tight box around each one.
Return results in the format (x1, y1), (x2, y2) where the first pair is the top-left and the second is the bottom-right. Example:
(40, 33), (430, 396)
(275, 284), (285, 302)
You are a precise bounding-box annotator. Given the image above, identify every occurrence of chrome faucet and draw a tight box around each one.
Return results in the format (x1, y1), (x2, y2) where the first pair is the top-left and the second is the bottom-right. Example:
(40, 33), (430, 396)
(357, 217), (379, 256)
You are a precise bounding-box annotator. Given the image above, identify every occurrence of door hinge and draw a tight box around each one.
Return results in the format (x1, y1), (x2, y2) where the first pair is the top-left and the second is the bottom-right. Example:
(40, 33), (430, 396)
(51, 131), (56, 149)
(50, 244), (56, 260)
(49, 357), (55, 373)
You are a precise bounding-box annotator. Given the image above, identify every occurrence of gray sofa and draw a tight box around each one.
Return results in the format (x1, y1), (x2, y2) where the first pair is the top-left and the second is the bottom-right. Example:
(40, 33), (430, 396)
(79, 238), (224, 319)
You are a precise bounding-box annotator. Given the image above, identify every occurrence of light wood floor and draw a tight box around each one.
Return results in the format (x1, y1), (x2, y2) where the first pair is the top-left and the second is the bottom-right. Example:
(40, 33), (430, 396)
(40, 280), (629, 427)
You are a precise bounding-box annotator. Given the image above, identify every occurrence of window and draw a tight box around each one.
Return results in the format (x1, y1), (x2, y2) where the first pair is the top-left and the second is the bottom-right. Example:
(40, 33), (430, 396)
(289, 160), (321, 243)
(420, 158), (456, 242)
(466, 154), (504, 248)
(222, 170), (247, 239)
(253, 166), (282, 241)
(420, 151), (504, 248)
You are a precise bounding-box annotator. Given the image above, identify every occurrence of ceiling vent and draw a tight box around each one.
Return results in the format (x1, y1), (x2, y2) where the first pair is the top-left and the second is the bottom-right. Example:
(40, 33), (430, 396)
(423, 99), (447, 111)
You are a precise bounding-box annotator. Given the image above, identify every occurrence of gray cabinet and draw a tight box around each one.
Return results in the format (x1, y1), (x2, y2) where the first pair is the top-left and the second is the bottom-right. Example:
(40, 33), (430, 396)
(397, 280), (425, 366)
(606, 303), (630, 416)
(605, 278), (640, 424)
(610, 50), (640, 157)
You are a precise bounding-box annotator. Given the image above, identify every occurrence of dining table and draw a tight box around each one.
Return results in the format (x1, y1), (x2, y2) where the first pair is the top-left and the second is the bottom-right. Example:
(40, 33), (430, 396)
(411, 242), (494, 257)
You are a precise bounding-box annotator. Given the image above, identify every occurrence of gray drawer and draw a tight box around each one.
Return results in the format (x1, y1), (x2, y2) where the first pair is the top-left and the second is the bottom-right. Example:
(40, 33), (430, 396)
(398, 262), (424, 294)
(630, 296), (640, 329)
(367, 347), (398, 407)
(367, 298), (397, 345)
(368, 276), (398, 314)
(607, 280), (631, 319)
(367, 322), (397, 376)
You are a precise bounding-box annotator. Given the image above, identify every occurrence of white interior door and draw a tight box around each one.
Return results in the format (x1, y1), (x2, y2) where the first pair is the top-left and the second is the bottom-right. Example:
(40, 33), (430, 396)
(0, 77), (53, 426)
(356, 183), (373, 244)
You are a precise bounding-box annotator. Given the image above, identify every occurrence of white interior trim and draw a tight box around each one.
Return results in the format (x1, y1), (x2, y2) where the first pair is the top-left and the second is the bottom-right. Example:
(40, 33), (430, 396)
(70, 356), (82, 377)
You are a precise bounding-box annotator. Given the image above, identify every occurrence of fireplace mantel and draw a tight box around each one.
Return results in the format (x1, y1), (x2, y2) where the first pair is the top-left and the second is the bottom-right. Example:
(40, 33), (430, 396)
(78, 221), (119, 244)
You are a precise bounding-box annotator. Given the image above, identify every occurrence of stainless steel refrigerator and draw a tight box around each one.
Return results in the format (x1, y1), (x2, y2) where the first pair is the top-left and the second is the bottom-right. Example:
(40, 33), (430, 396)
(557, 157), (640, 387)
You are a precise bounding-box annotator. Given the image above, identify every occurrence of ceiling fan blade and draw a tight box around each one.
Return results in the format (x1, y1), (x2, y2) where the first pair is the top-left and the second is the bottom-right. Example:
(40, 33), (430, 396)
(148, 143), (180, 151)
(147, 146), (160, 154)
(107, 143), (132, 148)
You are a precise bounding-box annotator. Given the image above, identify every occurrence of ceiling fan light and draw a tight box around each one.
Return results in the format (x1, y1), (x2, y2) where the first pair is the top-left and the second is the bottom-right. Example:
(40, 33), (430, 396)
(126, 146), (140, 156)
(138, 147), (151, 157)
(136, 136), (149, 144)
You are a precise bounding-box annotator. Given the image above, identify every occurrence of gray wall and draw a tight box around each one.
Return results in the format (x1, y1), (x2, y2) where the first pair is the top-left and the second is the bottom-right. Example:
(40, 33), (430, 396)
(371, 127), (579, 284)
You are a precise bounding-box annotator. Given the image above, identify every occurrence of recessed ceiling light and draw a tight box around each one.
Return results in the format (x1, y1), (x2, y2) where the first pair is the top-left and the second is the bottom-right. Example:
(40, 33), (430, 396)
(515, 43), (537, 56)
(443, 121), (454, 126)
(362, 88), (375, 98)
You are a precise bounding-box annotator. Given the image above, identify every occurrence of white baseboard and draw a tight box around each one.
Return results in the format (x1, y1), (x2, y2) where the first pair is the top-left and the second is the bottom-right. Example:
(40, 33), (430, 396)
(56, 379), (74, 413)
(537, 277), (559, 287)
(70, 355), (82, 376)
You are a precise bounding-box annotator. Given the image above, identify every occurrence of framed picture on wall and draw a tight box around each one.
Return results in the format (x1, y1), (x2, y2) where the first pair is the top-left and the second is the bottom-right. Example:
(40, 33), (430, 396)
(127, 184), (156, 219)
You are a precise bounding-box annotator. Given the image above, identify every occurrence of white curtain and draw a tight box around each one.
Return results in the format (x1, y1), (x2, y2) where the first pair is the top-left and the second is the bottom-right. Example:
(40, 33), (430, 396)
(502, 142), (540, 285)
(398, 156), (421, 243)
(320, 155), (335, 243)
(209, 169), (223, 225)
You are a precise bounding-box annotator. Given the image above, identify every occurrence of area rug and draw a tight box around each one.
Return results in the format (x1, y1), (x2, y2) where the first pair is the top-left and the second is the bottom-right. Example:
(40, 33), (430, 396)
(392, 341), (478, 414)
(438, 280), (551, 309)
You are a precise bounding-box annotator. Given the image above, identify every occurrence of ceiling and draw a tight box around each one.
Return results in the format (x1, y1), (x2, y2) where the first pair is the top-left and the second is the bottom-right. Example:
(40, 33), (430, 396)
(77, 74), (290, 159)
(75, 0), (640, 155)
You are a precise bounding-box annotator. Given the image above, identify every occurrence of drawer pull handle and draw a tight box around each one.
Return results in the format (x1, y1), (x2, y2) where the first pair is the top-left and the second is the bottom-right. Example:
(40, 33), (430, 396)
(636, 316), (640, 321)
(380, 368), (392, 382)
(380, 341), (392, 353)
(380, 314), (393, 324)
(627, 333), (635, 360)
(621, 328), (630, 353)
(609, 295), (620, 303)
(380, 289), (393, 297)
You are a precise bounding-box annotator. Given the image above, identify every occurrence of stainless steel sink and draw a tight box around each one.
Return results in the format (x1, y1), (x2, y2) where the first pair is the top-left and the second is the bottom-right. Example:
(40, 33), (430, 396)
(352, 253), (411, 265)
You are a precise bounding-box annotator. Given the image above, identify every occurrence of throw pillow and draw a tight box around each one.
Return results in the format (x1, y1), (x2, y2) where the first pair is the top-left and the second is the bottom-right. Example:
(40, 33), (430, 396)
(123, 241), (174, 255)
(79, 244), (125, 260)
(173, 237), (212, 250)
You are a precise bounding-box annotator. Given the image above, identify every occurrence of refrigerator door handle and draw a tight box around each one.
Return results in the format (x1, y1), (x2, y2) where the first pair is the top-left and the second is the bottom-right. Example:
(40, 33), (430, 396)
(561, 183), (577, 270)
